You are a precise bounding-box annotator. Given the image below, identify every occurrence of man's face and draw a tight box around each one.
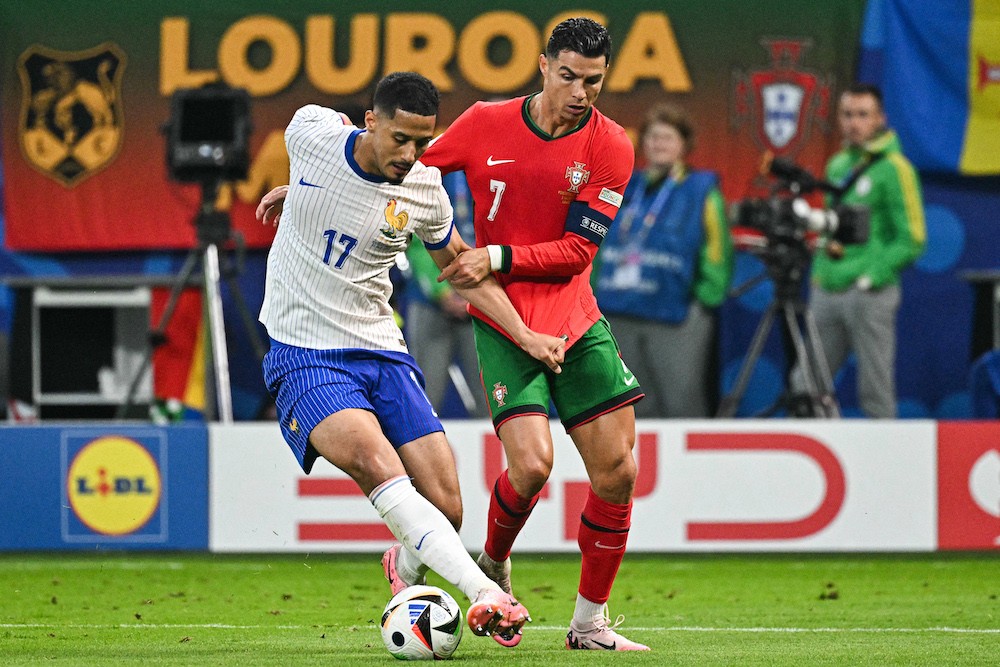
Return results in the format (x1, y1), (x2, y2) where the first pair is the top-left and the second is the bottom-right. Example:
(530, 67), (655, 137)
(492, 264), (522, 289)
(838, 92), (885, 147)
(540, 49), (608, 125)
(364, 109), (436, 183)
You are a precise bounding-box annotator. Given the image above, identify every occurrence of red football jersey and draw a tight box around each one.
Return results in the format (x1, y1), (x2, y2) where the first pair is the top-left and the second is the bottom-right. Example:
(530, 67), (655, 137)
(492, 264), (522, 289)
(421, 96), (634, 344)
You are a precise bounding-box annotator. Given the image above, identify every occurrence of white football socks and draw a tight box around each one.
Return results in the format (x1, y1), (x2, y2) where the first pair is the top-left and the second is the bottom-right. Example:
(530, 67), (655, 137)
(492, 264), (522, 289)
(571, 593), (606, 630)
(369, 475), (496, 601)
(395, 542), (427, 587)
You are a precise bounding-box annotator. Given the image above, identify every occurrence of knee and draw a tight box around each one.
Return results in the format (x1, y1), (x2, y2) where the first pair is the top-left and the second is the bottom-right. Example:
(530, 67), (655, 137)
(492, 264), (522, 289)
(507, 455), (553, 498)
(590, 450), (637, 503)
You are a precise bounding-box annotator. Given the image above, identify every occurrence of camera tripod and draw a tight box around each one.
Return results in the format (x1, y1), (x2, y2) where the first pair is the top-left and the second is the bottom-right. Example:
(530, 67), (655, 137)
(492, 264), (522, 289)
(716, 251), (840, 418)
(117, 181), (266, 422)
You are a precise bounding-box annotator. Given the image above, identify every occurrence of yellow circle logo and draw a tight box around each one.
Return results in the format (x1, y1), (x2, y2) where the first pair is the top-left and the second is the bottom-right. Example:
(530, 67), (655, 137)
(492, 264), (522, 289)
(67, 436), (161, 536)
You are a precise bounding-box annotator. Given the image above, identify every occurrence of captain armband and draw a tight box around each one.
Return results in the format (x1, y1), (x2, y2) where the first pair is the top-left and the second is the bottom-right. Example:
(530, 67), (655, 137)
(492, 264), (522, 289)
(565, 201), (614, 247)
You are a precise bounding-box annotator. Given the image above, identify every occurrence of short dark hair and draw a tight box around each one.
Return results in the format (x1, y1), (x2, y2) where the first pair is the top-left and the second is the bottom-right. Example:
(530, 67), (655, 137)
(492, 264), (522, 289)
(843, 82), (883, 110)
(546, 17), (612, 64)
(641, 103), (695, 152)
(372, 72), (440, 118)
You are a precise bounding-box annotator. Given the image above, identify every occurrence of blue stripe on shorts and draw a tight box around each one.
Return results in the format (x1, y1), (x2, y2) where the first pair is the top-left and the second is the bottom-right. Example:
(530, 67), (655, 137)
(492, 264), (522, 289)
(262, 339), (444, 473)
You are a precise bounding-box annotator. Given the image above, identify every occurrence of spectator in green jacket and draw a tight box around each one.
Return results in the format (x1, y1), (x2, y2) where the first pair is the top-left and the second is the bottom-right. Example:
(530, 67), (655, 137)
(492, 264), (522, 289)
(809, 83), (926, 418)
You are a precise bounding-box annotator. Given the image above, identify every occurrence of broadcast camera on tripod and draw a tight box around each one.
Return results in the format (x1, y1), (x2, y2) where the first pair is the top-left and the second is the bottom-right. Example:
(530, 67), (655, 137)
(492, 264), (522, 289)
(118, 84), (266, 422)
(716, 156), (870, 418)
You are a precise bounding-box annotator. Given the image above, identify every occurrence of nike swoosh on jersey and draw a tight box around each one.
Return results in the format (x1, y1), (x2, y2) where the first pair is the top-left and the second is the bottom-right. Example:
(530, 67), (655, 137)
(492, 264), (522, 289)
(486, 156), (515, 166)
(298, 176), (323, 188)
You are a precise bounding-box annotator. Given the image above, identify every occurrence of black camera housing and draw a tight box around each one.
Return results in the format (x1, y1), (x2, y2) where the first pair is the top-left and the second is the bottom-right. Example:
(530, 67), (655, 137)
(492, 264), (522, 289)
(734, 197), (869, 246)
(165, 85), (251, 183)
(734, 157), (871, 246)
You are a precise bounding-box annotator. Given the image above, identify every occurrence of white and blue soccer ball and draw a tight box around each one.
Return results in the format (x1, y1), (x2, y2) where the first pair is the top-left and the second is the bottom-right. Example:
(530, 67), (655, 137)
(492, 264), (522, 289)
(380, 585), (463, 660)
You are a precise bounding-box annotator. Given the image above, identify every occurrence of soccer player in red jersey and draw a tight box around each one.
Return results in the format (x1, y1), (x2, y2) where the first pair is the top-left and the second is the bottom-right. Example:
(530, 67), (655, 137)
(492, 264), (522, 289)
(256, 18), (649, 651)
(421, 18), (650, 651)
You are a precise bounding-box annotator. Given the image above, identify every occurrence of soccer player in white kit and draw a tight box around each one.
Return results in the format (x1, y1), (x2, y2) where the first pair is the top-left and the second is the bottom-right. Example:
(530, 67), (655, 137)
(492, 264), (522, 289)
(258, 72), (565, 646)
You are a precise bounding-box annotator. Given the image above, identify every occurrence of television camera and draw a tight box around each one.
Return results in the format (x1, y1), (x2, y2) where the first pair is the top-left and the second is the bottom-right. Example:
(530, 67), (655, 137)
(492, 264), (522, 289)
(717, 157), (871, 419)
(119, 84), (264, 423)
(731, 157), (870, 297)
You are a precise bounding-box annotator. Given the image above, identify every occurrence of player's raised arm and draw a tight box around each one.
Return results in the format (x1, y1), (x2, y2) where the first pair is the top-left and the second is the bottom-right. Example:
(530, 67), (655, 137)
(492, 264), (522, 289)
(427, 234), (565, 373)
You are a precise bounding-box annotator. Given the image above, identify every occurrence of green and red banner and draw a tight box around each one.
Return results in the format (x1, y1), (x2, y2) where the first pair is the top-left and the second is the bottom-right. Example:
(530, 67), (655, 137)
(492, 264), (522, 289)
(1, 1), (864, 251)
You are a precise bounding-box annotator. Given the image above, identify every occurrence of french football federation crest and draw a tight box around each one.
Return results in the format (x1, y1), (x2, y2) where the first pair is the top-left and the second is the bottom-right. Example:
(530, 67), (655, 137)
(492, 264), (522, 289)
(17, 43), (126, 187)
(382, 198), (410, 238)
(492, 382), (507, 407)
(732, 39), (831, 158)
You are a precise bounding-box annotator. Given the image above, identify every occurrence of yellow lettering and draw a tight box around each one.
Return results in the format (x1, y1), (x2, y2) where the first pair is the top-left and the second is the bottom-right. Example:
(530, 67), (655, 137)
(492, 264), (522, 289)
(383, 13), (455, 92)
(458, 12), (539, 93)
(219, 15), (301, 96)
(233, 129), (290, 205)
(305, 15), (379, 95)
(606, 12), (691, 93)
(543, 11), (607, 49)
(159, 17), (218, 96)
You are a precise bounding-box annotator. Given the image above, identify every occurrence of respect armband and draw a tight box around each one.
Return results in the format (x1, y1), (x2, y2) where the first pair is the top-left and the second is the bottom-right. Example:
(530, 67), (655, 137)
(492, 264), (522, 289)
(565, 201), (613, 247)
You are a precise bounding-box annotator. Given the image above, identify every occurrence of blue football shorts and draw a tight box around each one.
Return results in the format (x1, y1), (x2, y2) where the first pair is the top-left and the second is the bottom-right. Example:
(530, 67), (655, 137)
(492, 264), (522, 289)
(262, 339), (444, 473)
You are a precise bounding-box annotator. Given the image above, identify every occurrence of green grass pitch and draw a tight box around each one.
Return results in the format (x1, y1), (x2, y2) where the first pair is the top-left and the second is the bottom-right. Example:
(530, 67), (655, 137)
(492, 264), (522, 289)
(1, 552), (997, 665)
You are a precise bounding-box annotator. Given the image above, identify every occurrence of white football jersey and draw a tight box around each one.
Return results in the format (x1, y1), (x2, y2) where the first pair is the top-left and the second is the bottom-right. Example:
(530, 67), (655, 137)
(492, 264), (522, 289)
(259, 105), (453, 351)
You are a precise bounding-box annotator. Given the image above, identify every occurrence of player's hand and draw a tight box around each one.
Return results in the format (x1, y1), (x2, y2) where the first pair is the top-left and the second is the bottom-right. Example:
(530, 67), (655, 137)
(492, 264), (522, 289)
(520, 332), (566, 374)
(256, 185), (289, 227)
(437, 248), (491, 288)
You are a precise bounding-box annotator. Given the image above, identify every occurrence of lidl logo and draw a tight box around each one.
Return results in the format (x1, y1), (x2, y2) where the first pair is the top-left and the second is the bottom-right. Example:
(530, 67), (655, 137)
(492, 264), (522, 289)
(65, 435), (162, 537)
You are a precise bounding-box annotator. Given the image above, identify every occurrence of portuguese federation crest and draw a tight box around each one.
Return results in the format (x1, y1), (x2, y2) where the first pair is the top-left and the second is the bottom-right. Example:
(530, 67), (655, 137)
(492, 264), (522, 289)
(492, 382), (507, 407)
(564, 161), (590, 193)
(17, 43), (126, 187)
(732, 39), (831, 158)
(560, 161), (591, 203)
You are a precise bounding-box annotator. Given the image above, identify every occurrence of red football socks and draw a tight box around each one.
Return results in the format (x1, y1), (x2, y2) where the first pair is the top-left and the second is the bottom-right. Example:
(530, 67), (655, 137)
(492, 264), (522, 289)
(577, 487), (632, 604)
(483, 469), (537, 561)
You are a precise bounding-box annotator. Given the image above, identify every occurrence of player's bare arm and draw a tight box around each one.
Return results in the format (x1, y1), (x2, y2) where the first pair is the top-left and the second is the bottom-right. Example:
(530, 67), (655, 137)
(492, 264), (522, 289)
(428, 237), (565, 373)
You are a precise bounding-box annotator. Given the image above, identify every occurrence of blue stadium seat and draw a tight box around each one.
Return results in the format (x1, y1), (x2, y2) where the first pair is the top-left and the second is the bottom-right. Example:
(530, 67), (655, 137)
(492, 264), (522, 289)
(969, 350), (1000, 418)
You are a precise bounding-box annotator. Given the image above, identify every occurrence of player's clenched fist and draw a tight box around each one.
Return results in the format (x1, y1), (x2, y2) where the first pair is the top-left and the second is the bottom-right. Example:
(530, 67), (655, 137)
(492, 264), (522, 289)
(519, 332), (566, 374)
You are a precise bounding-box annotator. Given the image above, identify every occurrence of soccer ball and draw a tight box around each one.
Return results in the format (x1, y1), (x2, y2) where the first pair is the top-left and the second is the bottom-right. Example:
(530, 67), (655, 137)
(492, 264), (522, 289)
(380, 585), (463, 660)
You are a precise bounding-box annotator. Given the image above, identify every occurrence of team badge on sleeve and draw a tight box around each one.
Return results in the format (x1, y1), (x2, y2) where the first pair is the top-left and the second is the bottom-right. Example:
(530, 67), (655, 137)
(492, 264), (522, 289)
(598, 187), (623, 208)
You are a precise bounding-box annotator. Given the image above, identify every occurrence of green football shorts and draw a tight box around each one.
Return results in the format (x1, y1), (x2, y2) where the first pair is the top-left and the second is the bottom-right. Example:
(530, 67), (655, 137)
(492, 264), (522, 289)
(472, 317), (644, 432)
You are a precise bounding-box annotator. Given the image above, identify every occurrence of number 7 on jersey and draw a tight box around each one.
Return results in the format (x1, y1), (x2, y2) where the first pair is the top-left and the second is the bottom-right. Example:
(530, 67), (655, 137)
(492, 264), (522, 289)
(487, 179), (506, 221)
